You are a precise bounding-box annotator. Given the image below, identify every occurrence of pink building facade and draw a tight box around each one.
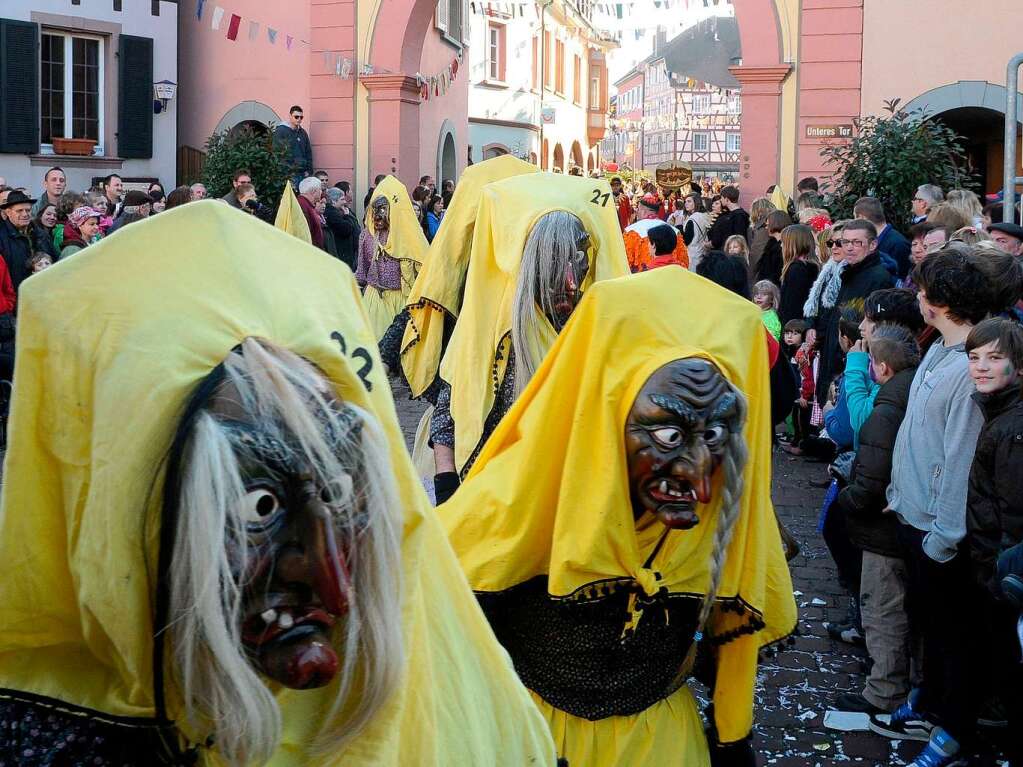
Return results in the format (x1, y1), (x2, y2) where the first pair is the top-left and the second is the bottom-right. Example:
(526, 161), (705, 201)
(729, 0), (1023, 203)
(177, 0), (469, 198)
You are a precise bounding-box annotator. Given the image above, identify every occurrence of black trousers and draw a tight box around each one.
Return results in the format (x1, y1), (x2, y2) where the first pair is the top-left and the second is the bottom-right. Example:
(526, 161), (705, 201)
(823, 500), (862, 599)
(896, 523), (981, 743)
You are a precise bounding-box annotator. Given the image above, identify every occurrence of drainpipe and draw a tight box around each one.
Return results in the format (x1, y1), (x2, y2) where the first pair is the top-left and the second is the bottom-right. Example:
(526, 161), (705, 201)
(1004, 52), (1023, 223)
(538, 0), (554, 168)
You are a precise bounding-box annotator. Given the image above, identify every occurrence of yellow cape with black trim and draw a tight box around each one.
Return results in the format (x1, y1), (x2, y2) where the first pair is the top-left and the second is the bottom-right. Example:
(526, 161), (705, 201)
(274, 181), (312, 244)
(441, 267), (797, 765)
(400, 156), (538, 397)
(0, 201), (555, 766)
(438, 172), (630, 473)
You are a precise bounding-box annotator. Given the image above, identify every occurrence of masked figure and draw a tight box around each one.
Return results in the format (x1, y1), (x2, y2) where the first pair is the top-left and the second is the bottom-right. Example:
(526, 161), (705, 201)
(355, 177), (426, 341)
(389, 155), (539, 400)
(441, 267), (798, 767)
(0, 202), (555, 766)
(428, 173), (629, 500)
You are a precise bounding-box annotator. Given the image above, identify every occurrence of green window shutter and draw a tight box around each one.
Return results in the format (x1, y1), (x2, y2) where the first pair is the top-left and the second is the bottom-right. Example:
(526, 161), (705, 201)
(117, 34), (153, 159)
(0, 19), (40, 153)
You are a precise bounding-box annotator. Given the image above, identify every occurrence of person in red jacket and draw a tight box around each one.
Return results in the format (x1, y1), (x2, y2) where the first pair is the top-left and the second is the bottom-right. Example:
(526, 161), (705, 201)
(296, 177), (326, 250)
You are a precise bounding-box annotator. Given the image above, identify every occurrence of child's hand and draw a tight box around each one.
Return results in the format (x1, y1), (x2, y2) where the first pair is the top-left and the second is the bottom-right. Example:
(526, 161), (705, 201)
(797, 397), (807, 408)
(851, 339), (866, 353)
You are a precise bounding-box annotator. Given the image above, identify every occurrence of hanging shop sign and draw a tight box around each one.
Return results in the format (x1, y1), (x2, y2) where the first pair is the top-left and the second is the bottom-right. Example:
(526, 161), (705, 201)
(655, 160), (693, 190)
(541, 107), (557, 125)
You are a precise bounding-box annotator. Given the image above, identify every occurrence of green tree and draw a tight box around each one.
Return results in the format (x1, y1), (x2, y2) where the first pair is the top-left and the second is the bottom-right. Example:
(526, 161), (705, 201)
(201, 124), (289, 212)
(820, 99), (977, 233)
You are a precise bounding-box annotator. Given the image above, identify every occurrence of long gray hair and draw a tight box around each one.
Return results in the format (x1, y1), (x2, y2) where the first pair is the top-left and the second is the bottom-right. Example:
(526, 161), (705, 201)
(167, 338), (404, 766)
(511, 210), (588, 391)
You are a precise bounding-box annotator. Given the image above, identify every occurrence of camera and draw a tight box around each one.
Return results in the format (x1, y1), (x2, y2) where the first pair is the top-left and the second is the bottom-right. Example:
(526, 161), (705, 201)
(244, 198), (271, 222)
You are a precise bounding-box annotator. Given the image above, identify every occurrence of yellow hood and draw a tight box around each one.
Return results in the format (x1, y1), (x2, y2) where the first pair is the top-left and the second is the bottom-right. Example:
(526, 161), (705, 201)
(401, 156), (538, 397)
(438, 172), (630, 473)
(274, 181), (312, 243)
(441, 267), (797, 742)
(363, 176), (428, 264)
(0, 201), (554, 765)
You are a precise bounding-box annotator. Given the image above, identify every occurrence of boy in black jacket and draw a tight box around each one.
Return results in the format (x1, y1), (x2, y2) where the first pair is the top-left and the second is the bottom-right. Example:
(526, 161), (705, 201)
(965, 317), (1023, 765)
(832, 324), (920, 716)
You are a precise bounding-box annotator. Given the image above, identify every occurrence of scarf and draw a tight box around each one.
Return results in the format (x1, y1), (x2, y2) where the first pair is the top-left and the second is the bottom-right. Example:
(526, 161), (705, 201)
(803, 257), (847, 318)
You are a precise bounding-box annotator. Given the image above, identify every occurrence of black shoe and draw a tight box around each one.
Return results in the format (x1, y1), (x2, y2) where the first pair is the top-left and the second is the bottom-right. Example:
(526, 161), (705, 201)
(824, 620), (865, 646)
(834, 691), (885, 716)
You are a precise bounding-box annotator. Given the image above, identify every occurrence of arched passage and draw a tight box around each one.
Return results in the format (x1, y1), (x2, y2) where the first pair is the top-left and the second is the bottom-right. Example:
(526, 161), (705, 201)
(213, 100), (282, 136)
(571, 140), (584, 171)
(439, 127), (457, 187)
(903, 82), (1023, 194)
(553, 143), (565, 173)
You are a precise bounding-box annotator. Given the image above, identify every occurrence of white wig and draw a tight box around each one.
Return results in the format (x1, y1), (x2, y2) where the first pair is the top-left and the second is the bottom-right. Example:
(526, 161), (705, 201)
(167, 338), (404, 766)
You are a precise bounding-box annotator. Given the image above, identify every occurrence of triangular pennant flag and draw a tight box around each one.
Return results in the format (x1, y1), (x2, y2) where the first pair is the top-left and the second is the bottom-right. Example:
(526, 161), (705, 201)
(336, 53), (344, 76)
(196, 0), (207, 20)
(248, 20), (259, 41)
(340, 57), (352, 79)
(226, 13), (241, 40)
(211, 5), (225, 30)
(267, 27), (278, 44)
(323, 50), (332, 70)
(286, 35), (294, 50)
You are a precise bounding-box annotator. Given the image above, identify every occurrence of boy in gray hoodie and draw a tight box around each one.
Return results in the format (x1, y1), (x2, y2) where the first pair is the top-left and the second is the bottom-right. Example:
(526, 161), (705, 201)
(868, 249), (994, 767)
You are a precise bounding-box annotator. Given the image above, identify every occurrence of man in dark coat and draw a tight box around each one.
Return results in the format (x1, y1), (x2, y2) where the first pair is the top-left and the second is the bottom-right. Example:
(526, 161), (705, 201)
(0, 191), (60, 293)
(707, 185), (750, 250)
(809, 219), (894, 407)
(832, 325), (920, 716)
(854, 196), (911, 278)
(273, 105), (314, 188)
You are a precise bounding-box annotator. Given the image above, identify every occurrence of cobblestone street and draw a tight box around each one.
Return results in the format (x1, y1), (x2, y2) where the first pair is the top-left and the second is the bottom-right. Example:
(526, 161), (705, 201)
(390, 382), (1004, 767)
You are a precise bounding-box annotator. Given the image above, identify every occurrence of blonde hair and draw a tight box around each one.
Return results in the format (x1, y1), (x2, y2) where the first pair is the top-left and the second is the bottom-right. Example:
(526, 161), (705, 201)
(749, 196), (776, 227)
(781, 224), (818, 279)
(752, 279), (780, 310)
(723, 234), (749, 262)
(945, 189), (982, 223)
(949, 226), (991, 247)
(927, 202), (971, 232)
(512, 210), (588, 391)
(167, 338), (403, 766)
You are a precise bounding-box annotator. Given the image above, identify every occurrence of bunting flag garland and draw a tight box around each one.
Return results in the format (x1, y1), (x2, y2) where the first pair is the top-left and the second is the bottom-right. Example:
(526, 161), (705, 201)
(414, 48), (464, 103)
(210, 6), (224, 30)
(267, 27), (278, 44)
(248, 20), (260, 41)
(196, 0), (206, 20)
(226, 13), (241, 41)
(286, 35), (294, 50)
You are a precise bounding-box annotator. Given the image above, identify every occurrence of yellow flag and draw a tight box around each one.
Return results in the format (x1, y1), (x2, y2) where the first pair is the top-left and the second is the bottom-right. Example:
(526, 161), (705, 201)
(274, 181), (312, 244)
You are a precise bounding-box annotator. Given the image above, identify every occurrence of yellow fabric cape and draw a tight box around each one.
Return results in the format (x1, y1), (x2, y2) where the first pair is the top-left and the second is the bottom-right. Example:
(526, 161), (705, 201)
(438, 172), (630, 473)
(0, 202), (555, 766)
(441, 267), (797, 752)
(400, 156), (538, 397)
(769, 184), (790, 213)
(274, 181), (312, 243)
(363, 175), (428, 265)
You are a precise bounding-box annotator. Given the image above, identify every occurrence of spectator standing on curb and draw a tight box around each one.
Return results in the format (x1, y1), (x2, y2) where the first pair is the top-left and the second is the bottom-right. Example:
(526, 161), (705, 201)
(912, 185), (943, 225)
(296, 177), (325, 250)
(221, 169), (252, 209)
(0, 191), (60, 291)
(854, 196), (910, 278)
(273, 106), (314, 188)
(707, 185), (750, 250)
(30, 167), (66, 218)
(324, 186), (361, 271)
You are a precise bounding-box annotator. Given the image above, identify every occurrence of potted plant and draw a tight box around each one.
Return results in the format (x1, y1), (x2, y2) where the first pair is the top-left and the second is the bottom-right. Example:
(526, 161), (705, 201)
(52, 137), (97, 156)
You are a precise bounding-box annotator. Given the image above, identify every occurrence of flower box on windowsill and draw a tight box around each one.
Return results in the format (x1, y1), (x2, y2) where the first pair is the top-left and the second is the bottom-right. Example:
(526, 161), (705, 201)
(51, 138), (97, 156)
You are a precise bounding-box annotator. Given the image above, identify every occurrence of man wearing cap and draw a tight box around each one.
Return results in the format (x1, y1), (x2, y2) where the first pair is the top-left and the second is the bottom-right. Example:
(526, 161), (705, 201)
(31, 166), (66, 217)
(0, 191), (60, 292)
(988, 222), (1023, 258)
(107, 191), (153, 235)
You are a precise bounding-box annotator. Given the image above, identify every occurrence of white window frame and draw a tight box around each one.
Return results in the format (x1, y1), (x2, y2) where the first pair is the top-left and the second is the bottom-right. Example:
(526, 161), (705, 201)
(435, 0), (467, 48)
(727, 93), (741, 114)
(692, 132), (710, 152)
(726, 132), (741, 152)
(40, 30), (106, 157)
(590, 73), (600, 109)
(693, 93), (711, 115)
(487, 24), (501, 81)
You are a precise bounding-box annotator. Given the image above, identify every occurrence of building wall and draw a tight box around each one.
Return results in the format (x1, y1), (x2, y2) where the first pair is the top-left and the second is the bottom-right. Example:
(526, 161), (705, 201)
(416, 28), (469, 183)
(1, 0), (177, 192)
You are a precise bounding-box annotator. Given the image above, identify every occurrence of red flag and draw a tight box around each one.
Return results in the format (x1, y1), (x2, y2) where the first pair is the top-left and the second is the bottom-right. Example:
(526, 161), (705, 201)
(226, 13), (241, 40)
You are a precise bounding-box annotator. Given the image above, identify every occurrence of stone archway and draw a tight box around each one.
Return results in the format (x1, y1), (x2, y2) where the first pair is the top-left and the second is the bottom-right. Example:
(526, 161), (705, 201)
(553, 143), (565, 172)
(570, 140), (584, 171)
(439, 127), (457, 186)
(213, 100), (282, 136)
(730, 0), (791, 205)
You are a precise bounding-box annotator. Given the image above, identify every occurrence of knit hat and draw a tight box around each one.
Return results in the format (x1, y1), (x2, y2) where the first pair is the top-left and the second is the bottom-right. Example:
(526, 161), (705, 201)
(68, 206), (102, 227)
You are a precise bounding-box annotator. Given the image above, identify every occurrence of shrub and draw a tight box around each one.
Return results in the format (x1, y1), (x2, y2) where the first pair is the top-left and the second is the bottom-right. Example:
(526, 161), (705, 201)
(820, 99), (977, 234)
(200, 124), (289, 212)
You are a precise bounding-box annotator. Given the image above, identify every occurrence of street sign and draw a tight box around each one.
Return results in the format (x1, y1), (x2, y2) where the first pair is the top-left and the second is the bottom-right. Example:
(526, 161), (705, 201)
(805, 124), (854, 139)
(541, 107), (556, 125)
(655, 161), (693, 190)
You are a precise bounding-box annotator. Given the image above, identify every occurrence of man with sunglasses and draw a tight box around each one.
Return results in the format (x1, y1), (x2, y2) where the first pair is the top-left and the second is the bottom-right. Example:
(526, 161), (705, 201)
(273, 105), (314, 190)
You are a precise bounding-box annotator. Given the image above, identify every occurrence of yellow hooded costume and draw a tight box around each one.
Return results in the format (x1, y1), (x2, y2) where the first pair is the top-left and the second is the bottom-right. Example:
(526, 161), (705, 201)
(437, 172), (630, 474)
(357, 176), (427, 340)
(441, 267), (797, 767)
(400, 155), (538, 398)
(274, 181), (313, 244)
(0, 201), (555, 765)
